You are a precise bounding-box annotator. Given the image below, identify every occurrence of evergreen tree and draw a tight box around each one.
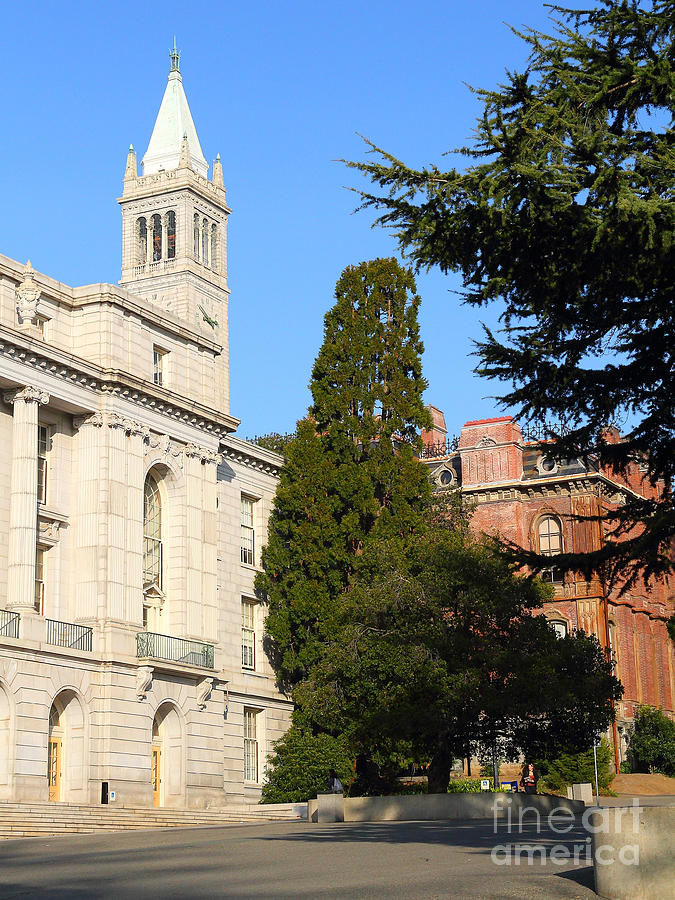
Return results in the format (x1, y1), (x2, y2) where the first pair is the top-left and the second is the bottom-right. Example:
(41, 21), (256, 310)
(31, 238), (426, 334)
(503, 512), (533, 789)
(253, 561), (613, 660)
(347, 1), (675, 587)
(257, 259), (432, 692)
(297, 526), (622, 792)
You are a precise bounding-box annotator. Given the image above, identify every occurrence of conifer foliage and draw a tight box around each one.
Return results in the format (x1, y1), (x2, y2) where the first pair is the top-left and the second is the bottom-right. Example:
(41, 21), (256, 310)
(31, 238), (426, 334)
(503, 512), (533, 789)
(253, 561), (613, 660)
(257, 259), (432, 692)
(347, 1), (675, 587)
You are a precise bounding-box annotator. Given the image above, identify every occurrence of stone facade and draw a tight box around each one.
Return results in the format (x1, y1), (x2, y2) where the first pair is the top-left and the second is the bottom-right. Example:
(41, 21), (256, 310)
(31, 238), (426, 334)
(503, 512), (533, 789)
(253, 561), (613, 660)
(422, 408), (675, 768)
(0, 52), (292, 808)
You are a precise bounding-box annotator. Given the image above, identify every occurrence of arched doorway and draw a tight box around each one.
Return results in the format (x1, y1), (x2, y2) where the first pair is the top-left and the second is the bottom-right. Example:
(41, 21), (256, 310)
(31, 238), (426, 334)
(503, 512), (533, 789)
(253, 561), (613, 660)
(0, 683), (12, 798)
(151, 703), (184, 808)
(48, 691), (86, 803)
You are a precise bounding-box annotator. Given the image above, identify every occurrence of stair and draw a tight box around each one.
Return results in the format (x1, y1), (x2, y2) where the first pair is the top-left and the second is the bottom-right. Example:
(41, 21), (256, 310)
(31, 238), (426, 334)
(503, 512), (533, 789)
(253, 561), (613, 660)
(0, 800), (299, 839)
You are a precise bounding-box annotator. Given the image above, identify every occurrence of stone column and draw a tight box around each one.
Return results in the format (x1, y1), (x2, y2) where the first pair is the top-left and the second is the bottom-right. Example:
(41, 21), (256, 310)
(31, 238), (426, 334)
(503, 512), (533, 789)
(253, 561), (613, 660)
(4, 386), (50, 609)
(72, 413), (105, 620)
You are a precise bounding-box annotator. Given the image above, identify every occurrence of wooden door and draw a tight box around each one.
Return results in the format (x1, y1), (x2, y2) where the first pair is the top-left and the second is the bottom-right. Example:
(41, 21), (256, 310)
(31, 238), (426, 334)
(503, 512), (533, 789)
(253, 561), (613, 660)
(152, 746), (161, 807)
(48, 737), (61, 802)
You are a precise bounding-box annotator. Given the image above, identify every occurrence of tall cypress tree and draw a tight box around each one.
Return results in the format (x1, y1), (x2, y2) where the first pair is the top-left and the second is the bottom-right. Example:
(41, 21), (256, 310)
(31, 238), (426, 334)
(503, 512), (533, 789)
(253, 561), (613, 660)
(257, 258), (431, 692)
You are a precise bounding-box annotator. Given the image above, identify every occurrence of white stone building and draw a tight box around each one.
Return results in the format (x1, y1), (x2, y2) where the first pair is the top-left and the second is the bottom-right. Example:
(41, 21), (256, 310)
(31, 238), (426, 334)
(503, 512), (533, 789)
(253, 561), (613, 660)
(0, 48), (292, 809)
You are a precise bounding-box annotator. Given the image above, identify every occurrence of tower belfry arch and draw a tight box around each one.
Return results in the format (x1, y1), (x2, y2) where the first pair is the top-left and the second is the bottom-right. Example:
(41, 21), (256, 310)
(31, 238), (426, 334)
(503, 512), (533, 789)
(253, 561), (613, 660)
(118, 44), (231, 410)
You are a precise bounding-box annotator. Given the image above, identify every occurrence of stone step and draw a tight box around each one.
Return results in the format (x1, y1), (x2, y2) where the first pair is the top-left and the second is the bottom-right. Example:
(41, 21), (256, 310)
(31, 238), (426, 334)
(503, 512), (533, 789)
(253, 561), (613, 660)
(0, 799), (294, 838)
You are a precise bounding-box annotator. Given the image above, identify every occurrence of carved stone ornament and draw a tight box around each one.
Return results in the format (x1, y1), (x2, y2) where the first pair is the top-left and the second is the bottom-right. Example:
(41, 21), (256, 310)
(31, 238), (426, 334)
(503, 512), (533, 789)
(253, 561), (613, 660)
(108, 413), (149, 437)
(73, 412), (105, 431)
(15, 261), (41, 325)
(136, 665), (154, 701)
(185, 443), (222, 466)
(3, 385), (50, 406)
(196, 677), (214, 710)
(147, 433), (183, 458)
(477, 435), (497, 448)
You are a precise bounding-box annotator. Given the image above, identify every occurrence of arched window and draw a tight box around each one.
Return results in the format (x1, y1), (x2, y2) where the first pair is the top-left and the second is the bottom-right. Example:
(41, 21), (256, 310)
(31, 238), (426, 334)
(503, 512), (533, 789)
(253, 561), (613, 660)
(143, 474), (163, 593)
(211, 223), (217, 270)
(166, 211), (176, 259)
(193, 214), (200, 259)
(548, 620), (568, 639)
(202, 218), (209, 265)
(137, 218), (147, 265)
(537, 514), (563, 583)
(151, 214), (162, 261)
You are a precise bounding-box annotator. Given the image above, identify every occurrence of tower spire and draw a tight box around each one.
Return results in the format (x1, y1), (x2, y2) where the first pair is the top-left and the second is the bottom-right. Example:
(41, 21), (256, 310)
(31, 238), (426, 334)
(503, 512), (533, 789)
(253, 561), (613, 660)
(170, 37), (180, 73)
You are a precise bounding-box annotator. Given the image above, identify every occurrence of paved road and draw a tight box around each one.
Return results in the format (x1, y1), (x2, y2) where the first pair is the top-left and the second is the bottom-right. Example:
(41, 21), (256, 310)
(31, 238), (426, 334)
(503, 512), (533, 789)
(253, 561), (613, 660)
(0, 818), (598, 899)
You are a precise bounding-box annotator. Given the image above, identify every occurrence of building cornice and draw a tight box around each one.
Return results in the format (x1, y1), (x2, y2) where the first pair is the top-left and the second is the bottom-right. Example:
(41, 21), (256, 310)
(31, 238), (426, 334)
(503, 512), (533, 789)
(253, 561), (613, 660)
(1, 254), (226, 351)
(220, 435), (284, 476)
(461, 471), (640, 505)
(0, 327), (239, 437)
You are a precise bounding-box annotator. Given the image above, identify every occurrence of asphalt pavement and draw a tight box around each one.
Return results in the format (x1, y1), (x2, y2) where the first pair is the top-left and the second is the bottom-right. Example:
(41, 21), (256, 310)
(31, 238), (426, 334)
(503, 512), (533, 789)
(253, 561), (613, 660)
(0, 817), (599, 899)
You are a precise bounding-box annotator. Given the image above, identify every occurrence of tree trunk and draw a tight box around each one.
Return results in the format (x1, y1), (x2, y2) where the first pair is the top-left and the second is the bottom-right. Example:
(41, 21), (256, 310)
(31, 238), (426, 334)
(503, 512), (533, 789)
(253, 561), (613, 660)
(428, 744), (452, 793)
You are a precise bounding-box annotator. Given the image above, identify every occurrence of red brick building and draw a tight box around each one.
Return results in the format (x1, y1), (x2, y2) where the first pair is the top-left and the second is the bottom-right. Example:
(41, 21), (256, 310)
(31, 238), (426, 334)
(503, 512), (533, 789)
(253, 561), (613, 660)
(421, 407), (675, 767)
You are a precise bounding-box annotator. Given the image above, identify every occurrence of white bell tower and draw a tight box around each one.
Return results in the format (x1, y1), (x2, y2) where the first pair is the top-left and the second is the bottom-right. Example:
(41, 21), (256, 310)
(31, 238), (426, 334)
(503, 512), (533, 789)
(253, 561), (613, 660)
(119, 43), (230, 358)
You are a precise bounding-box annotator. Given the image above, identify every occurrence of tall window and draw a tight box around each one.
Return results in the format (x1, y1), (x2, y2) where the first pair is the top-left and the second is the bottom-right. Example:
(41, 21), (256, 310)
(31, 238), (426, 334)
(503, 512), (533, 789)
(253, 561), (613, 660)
(538, 515), (563, 583)
(143, 474), (163, 593)
(202, 218), (209, 266)
(37, 425), (48, 504)
(151, 214), (162, 261)
(167, 211), (176, 259)
(211, 224), (217, 270)
(243, 708), (258, 782)
(193, 214), (200, 259)
(242, 599), (256, 669)
(240, 496), (255, 565)
(153, 346), (168, 386)
(137, 217), (147, 264)
(34, 546), (45, 614)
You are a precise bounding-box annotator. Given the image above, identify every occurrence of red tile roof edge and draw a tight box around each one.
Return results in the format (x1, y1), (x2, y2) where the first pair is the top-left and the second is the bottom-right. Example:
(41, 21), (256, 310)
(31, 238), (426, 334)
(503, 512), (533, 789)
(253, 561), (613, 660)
(462, 416), (514, 427)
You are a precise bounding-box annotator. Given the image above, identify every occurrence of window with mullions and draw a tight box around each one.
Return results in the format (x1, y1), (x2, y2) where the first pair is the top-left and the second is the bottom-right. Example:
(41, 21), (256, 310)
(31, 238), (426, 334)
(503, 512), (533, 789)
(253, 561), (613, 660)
(34, 546), (45, 614)
(538, 515), (563, 584)
(242, 600), (256, 669)
(143, 474), (163, 592)
(243, 708), (259, 782)
(240, 496), (255, 565)
(37, 425), (48, 504)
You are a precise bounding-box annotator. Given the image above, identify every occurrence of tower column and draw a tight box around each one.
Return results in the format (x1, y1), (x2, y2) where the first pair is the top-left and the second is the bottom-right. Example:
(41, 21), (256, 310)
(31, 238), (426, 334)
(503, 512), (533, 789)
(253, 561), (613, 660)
(4, 386), (50, 610)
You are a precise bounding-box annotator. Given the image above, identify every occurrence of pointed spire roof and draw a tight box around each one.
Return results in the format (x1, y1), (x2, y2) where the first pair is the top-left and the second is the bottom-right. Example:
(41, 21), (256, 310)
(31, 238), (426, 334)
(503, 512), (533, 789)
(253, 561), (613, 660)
(141, 43), (208, 179)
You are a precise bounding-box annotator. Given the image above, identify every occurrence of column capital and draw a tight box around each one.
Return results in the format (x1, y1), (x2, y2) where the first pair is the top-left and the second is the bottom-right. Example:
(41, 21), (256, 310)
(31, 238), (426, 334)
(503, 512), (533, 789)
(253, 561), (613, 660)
(3, 385), (50, 406)
(73, 412), (104, 431)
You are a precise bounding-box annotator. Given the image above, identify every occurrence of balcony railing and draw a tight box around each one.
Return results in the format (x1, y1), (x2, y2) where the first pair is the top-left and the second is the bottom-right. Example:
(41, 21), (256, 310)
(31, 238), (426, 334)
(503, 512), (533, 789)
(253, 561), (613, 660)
(0, 609), (20, 639)
(137, 632), (215, 669)
(46, 619), (93, 652)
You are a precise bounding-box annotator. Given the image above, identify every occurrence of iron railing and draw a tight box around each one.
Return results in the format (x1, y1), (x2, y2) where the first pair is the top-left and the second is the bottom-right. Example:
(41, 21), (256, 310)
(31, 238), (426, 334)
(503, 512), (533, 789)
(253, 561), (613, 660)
(136, 631), (215, 669)
(46, 618), (93, 651)
(0, 609), (20, 639)
(419, 436), (459, 459)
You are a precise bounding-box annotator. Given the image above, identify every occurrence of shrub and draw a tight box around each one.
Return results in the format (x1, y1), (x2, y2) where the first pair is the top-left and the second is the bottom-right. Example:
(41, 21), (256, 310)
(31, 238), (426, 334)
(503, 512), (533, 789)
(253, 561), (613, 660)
(447, 779), (507, 793)
(539, 739), (613, 794)
(261, 726), (353, 803)
(628, 706), (675, 777)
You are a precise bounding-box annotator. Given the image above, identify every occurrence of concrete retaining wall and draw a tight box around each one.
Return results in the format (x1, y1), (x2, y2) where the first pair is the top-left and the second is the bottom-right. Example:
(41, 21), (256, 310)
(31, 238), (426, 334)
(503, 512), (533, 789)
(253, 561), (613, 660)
(591, 806), (675, 900)
(311, 792), (584, 824)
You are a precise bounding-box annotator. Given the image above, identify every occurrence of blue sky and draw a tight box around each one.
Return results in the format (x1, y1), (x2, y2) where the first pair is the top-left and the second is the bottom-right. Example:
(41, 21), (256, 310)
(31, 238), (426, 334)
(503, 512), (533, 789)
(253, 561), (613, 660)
(1, 1), (561, 440)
